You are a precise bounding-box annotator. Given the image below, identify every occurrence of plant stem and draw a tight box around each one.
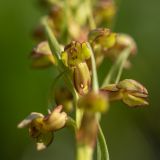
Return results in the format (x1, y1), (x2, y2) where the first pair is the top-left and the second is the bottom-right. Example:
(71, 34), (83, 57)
(97, 125), (110, 160)
(42, 17), (61, 60)
(102, 47), (131, 87)
(88, 43), (99, 92)
(77, 144), (93, 160)
(115, 47), (131, 83)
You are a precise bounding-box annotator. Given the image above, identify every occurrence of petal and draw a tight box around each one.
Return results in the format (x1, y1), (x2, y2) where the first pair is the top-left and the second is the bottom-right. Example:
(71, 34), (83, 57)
(17, 112), (44, 128)
(122, 93), (149, 107)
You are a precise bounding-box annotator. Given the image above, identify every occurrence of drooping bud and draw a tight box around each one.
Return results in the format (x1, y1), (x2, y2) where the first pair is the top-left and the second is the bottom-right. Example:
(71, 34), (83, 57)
(61, 41), (91, 67)
(105, 33), (137, 68)
(89, 28), (116, 50)
(117, 79), (149, 107)
(54, 87), (73, 112)
(78, 92), (109, 113)
(88, 28), (117, 66)
(74, 62), (91, 95)
(17, 105), (68, 150)
(101, 79), (149, 107)
(30, 41), (56, 68)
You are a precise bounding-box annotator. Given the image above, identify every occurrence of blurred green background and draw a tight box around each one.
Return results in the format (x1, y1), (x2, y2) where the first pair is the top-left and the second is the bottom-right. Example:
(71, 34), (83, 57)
(0, 0), (160, 159)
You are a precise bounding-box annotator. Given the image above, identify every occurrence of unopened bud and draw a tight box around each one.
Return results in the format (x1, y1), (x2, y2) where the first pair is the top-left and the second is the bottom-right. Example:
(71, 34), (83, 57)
(31, 41), (56, 68)
(101, 79), (149, 107)
(54, 87), (73, 112)
(88, 28), (116, 66)
(117, 79), (149, 107)
(74, 62), (91, 95)
(105, 34), (137, 68)
(78, 92), (109, 112)
(89, 28), (116, 50)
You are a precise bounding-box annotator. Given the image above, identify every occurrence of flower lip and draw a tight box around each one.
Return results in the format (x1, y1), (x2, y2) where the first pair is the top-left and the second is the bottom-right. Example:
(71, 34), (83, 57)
(17, 112), (44, 129)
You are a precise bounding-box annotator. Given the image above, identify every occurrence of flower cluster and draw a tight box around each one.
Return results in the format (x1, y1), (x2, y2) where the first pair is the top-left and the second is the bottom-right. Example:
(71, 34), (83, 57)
(18, 0), (149, 159)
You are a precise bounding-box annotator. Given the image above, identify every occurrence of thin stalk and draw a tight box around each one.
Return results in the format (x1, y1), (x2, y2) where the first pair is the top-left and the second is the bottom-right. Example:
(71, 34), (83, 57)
(88, 43), (99, 92)
(115, 47), (131, 83)
(97, 125), (110, 160)
(102, 47), (131, 87)
(42, 17), (61, 60)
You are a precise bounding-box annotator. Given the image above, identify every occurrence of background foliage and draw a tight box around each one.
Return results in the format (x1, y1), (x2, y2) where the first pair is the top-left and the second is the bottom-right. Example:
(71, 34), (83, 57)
(0, 0), (160, 159)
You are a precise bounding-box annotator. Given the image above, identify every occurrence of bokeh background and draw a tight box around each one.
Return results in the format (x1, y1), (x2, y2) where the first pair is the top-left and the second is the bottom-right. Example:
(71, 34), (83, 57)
(0, 0), (160, 159)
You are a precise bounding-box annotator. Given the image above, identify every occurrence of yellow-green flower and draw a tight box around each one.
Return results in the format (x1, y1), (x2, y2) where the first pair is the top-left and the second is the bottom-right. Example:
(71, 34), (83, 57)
(61, 41), (91, 67)
(101, 79), (149, 107)
(78, 91), (109, 113)
(30, 41), (56, 69)
(88, 28), (117, 66)
(18, 105), (67, 150)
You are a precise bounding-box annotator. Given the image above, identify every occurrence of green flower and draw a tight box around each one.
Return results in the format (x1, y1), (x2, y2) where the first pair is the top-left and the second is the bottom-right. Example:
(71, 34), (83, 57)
(61, 41), (91, 67)
(54, 87), (73, 112)
(18, 105), (67, 150)
(105, 33), (137, 68)
(88, 28), (117, 66)
(30, 41), (56, 69)
(78, 92), (109, 113)
(101, 79), (149, 107)
(61, 41), (92, 95)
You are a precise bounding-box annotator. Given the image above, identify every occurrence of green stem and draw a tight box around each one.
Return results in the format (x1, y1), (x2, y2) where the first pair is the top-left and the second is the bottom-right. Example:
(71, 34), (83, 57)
(88, 43), (99, 92)
(102, 47), (131, 87)
(77, 144), (93, 160)
(115, 47), (131, 83)
(97, 125), (110, 160)
(42, 17), (61, 61)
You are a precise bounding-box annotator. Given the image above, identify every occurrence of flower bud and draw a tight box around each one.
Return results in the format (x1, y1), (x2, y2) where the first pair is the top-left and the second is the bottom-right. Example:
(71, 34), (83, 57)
(54, 87), (73, 112)
(89, 28), (116, 49)
(78, 92), (109, 113)
(30, 41), (56, 68)
(117, 79), (149, 107)
(88, 28), (116, 66)
(105, 34), (137, 68)
(101, 79), (149, 107)
(74, 62), (91, 95)
(61, 41), (91, 67)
